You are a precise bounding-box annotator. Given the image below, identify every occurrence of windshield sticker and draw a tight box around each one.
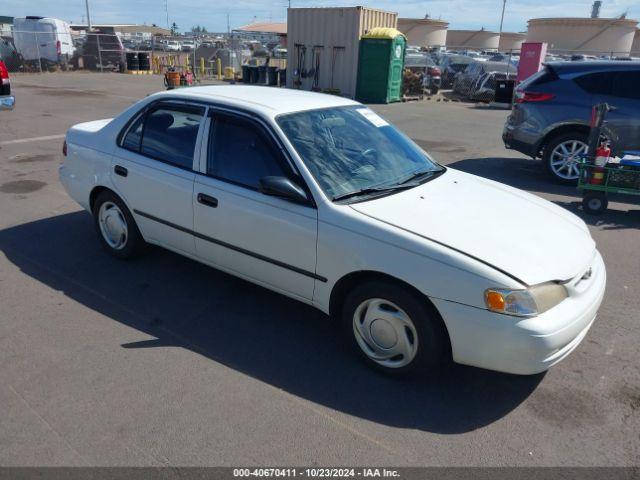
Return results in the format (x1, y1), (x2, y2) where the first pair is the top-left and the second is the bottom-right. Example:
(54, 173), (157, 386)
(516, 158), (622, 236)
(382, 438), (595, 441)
(356, 108), (389, 128)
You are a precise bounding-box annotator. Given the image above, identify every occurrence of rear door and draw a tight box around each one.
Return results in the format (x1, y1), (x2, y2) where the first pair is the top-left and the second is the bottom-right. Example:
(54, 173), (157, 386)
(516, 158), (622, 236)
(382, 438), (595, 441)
(112, 101), (206, 255)
(604, 70), (640, 152)
(574, 69), (640, 152)
(193, 110), (318, 300)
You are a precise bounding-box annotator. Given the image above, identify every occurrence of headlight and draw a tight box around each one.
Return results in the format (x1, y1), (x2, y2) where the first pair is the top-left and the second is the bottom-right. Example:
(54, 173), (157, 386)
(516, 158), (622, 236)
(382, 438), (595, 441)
(485, 283), (568, 317)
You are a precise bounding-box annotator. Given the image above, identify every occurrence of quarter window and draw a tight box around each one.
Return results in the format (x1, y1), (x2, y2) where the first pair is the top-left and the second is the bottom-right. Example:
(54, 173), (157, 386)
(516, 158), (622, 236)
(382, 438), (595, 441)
(121, 104), (204, 170)
(208, 115), (287, 189)
(575, 72), (612, 95)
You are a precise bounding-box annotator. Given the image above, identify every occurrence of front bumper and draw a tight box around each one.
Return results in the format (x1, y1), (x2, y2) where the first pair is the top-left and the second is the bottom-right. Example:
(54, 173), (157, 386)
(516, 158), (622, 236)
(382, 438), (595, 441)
(432, 250), (606, 375)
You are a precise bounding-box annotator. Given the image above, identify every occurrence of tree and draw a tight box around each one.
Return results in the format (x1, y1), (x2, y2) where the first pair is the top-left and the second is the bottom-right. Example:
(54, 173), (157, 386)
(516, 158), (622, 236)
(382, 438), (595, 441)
(170, 22), (179, 35)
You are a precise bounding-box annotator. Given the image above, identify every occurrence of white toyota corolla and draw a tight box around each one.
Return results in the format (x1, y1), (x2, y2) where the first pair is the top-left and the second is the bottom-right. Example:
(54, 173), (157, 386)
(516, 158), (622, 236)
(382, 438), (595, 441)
(59, 86), (606, 376)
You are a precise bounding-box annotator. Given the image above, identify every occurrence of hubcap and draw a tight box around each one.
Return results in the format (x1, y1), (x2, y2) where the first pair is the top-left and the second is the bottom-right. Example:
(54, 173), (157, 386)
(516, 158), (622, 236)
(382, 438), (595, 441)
(98, 201), (128, 250)
(550, 140), (588, 180)
(352, 298), (418, 369)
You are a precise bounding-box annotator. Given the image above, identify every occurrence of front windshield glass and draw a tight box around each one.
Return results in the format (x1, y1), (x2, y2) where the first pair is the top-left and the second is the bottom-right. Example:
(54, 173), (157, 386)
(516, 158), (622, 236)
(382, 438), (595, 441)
(277, 106), (443, 200)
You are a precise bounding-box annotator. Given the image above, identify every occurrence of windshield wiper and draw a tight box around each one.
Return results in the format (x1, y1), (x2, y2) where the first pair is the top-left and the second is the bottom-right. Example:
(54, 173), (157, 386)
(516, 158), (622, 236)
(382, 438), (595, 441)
(333, 182), (420, 202)
(396, 168), (443, 185)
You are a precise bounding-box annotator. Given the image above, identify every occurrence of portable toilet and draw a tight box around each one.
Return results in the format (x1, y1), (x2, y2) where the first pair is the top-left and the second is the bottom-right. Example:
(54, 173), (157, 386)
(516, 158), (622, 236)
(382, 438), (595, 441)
(356, 28), (406, 103)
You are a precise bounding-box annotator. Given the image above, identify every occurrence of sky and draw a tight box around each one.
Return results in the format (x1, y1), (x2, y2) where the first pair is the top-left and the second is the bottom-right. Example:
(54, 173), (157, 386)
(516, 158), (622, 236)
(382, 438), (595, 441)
(5, 0), (640, 33)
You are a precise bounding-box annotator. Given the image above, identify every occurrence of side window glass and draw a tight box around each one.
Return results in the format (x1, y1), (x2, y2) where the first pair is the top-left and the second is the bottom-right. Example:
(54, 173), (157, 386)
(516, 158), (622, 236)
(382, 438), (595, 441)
(122, 114), (144, 151)
(612, 71), (640, 100)
(208, 115), (287, 189)
(140, 105), (204, 169)
(575, 72), (612, 95)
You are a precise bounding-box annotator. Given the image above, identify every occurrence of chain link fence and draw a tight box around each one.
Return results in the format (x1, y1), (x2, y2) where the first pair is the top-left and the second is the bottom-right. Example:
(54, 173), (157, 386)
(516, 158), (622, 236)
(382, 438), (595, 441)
(2, 30), (287, 84)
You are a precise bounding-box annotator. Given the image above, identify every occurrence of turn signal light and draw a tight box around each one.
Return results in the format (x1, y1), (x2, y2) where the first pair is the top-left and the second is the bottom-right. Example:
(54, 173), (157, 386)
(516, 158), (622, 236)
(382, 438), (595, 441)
(62, 140), (67, 157)
(485, 291), (505, 311)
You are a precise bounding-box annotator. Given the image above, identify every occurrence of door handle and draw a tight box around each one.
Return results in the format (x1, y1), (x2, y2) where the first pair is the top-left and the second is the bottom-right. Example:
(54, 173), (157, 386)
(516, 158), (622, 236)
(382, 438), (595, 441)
(114, 165), (128, 177)
(197, 193), (218, 208)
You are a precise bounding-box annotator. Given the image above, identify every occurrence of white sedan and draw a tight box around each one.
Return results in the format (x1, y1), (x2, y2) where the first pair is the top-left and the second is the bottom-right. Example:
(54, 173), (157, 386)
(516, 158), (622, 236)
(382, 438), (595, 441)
(59, 86), (606, 376)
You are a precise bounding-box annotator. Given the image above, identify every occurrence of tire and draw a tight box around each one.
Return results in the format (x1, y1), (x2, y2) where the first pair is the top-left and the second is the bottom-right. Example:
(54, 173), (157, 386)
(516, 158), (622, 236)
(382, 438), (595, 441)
(543, 131), (589, 185)
(429, 86), (439, 95)
(92, 190), (145, 259)
(582, 191), (608, 215)
(342, 280), (448, 376)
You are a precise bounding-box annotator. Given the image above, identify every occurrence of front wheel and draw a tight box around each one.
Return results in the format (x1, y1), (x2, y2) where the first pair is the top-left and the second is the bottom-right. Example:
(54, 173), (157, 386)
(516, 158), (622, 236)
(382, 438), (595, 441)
(429, 86), (439, 95)
(582, 191), (608, 214)
(342, 281), (448, 376)
(92, 190), (145, 259)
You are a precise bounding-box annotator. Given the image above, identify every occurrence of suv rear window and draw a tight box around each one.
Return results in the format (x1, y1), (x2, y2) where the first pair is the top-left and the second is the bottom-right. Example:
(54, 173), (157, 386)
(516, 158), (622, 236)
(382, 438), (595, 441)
(520, 66), (558, 88)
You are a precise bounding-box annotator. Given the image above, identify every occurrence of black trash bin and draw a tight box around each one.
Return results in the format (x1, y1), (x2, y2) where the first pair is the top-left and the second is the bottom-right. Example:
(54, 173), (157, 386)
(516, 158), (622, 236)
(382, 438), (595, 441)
(126, 52), (139, 71)
(494, 79), (515, 104)
(249, 66), (259, 84)
(137, 52), (150, 71)
(241, 65), (251, 83)
(278, 68), (286, 86)
(257, 65), (267, 84)
(267, 66), (278, 86)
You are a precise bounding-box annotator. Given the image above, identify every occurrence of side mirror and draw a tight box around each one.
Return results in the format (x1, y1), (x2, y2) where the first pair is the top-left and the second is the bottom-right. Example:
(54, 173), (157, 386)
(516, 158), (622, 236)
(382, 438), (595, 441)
(0, 95), (15, 111)
(259, 176), (309, 205)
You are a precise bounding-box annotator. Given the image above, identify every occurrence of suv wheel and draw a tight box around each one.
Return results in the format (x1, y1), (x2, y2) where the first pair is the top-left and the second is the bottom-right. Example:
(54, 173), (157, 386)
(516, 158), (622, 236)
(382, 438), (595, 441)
(342, 281), (448, 376)
(543, 132), (588, 184)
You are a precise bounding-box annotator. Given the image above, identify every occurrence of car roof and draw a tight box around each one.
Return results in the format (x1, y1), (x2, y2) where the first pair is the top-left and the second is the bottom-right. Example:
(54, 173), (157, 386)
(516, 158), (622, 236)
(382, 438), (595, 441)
(161, 85), (359, 117)
(546, 60), (640, 75)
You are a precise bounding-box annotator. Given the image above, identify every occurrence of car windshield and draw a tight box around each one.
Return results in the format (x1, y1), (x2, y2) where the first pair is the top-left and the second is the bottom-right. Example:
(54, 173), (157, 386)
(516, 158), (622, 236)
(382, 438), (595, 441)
(277, 106), (444, 201)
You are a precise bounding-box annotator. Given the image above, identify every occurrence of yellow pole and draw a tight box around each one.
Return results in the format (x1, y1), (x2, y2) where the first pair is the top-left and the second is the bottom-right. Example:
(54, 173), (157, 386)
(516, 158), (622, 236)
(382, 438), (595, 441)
(200, 57), (205, 76)
(216, 58), (222, 80)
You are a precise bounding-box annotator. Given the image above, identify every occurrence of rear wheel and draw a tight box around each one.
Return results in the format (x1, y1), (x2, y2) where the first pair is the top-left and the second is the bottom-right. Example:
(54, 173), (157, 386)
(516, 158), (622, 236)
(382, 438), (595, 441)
(92, 190), (145, 259)
(582, 191), (608, 214)
(342, 281), (448, 376)
(543, 132), (588, 184)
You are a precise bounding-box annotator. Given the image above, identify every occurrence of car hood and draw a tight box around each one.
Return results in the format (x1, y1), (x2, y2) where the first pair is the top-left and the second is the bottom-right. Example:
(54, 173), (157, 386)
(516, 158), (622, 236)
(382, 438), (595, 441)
(350, 169), (595, 286)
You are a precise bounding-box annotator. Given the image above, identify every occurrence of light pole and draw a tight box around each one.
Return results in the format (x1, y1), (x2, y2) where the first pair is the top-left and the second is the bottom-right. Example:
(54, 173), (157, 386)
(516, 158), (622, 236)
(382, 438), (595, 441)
(85, 0), (92, 30)
(165, 0), (170, 30)
(498, 0), (507, 35)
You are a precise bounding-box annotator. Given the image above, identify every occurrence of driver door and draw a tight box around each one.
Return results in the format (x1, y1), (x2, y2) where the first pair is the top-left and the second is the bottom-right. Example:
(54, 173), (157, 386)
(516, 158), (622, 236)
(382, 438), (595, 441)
(193, 111), (319, 301)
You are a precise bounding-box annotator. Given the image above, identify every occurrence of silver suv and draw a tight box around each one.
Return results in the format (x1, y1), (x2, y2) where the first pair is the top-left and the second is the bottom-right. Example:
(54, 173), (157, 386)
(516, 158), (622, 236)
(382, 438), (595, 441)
(503, 61), (640, 184)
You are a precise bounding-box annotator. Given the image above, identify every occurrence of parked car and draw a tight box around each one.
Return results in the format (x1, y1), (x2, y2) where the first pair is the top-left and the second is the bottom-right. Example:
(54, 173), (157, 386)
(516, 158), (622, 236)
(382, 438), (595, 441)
(439, 54), (474, 88)
(503, 61), (640, 183)
(72, 32), (125, 71)
(181, 40), (196, 52)
(164, 40), (182, 52)
(404, 53), (441, 94)
(0, 60), (15, 110)
(453, 61), (516, 101)
(12, 16), (75, 69)
(59, 86), (605, 376)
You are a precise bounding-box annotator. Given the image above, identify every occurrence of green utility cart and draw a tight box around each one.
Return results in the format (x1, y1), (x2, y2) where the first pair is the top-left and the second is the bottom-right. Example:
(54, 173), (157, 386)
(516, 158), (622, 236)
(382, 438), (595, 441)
(356, 28), (406, 104)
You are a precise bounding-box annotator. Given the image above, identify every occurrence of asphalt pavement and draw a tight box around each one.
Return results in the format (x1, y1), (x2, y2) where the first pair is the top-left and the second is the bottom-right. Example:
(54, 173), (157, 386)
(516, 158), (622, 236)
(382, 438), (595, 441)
(0, 73), (638, 467)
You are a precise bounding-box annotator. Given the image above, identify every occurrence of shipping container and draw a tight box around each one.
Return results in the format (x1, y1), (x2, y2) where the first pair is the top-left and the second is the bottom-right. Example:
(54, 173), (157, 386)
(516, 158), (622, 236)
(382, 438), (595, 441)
(286, 7), (397, 98)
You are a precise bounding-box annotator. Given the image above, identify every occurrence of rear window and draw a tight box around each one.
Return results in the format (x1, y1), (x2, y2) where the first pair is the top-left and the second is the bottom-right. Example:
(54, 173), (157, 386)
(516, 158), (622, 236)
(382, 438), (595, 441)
(519, 66), (558, 88)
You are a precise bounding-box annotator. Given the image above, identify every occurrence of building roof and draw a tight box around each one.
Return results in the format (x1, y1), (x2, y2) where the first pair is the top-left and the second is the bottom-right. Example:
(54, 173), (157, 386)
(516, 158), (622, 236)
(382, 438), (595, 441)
(0, 16), (14, 24)
(154, 85), (357, 116)
(234, 22), (287, 35)
(398, 18), (449, 27)
(528, 17), (638, 27)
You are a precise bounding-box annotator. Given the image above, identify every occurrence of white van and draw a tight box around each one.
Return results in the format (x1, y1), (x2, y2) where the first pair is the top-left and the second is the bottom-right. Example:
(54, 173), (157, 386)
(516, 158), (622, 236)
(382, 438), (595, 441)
(13, 16), (75, 67)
